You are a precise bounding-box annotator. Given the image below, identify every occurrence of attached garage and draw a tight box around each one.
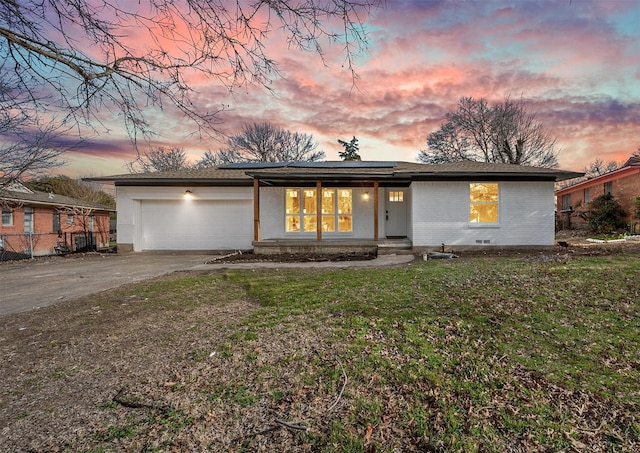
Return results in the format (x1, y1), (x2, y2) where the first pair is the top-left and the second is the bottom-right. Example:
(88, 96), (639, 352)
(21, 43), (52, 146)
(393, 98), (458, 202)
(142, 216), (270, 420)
(138, 199), (253, 251)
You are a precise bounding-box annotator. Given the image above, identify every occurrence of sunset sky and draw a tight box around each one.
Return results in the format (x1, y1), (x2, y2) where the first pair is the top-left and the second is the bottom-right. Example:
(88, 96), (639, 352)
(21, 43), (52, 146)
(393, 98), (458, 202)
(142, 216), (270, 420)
(55, 0), (640, 178)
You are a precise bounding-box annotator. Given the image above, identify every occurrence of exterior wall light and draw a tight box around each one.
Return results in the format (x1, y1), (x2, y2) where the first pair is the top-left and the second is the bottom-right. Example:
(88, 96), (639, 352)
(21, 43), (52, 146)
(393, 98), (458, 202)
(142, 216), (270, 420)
(363, 191), (370, 201)
(184, 189), (193, 199)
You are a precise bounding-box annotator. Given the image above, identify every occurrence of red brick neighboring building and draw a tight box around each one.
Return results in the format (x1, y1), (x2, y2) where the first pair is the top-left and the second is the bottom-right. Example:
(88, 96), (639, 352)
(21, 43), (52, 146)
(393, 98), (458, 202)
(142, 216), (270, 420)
(1, 182), (114, 258)
(555, 156), (640, 232)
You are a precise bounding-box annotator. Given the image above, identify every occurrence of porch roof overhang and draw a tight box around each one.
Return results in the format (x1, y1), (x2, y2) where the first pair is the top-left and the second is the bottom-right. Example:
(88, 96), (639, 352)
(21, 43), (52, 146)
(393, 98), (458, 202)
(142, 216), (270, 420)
(85, 160), (584, 187)
(245, 172), (411, 187)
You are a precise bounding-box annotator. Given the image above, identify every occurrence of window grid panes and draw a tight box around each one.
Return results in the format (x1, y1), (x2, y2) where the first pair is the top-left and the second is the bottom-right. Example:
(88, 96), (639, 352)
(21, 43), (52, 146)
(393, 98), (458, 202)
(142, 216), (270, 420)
(561, 194), (571, 211)
(2, 209), (12, 226)
(53, 212), (60, 233)
(469, 183), (499, 223)
(286, 188), (352, 233)
(24, 207), (34, 233)
(388, 191), (404, 202)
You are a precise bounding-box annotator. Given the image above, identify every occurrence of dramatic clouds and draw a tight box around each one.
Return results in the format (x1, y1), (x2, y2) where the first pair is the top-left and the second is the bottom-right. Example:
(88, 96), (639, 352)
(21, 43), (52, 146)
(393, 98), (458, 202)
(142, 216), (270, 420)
(34, 0), (640, 176)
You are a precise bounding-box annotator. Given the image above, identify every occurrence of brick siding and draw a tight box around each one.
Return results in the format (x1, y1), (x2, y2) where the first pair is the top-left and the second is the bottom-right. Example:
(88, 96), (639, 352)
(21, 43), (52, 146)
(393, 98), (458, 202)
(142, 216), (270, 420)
(556, 168), (640, 231)
(1, 206), (111, 256)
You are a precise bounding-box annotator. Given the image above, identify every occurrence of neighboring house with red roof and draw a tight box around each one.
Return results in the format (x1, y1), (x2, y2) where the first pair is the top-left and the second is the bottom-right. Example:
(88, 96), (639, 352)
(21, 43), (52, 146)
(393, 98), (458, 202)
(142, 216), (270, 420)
(88, 161), (581, 254)
(555, 156), (640, 233)
(0, 181), (114, 259)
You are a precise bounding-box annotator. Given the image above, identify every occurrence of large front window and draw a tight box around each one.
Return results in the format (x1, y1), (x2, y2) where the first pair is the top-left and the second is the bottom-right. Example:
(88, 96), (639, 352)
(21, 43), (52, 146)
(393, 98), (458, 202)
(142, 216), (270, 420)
(286, 188), (352, 233)
(470, 183), (499, 223)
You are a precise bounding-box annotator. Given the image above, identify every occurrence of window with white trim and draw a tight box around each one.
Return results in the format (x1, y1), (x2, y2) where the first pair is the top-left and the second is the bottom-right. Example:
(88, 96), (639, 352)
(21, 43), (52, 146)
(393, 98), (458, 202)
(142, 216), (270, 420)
(24, 207), (34, 233)
(469, 183), (499, 223)
(2, 208), (13, 226)
(285, 188), (352, 233)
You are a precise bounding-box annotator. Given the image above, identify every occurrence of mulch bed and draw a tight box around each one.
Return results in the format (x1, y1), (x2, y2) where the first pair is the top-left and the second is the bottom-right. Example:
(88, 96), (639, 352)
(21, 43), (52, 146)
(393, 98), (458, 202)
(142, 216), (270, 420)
(206, 250), (378, 264)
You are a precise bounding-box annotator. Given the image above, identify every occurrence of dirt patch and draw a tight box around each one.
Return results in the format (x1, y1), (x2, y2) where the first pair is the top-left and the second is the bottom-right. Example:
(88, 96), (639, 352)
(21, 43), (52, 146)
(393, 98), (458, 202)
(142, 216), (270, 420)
(0, 274), (260, 452)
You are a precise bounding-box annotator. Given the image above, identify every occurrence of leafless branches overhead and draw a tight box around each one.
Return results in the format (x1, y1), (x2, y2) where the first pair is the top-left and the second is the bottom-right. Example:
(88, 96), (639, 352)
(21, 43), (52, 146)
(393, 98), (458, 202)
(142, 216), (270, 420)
(419, 96), (559, 168)
(0, 0), (381, 141)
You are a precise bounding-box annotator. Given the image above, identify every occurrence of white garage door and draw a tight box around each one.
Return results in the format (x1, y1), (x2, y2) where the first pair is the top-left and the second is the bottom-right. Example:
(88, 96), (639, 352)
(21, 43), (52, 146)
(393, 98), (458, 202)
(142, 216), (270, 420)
(139, 200), (253, 250)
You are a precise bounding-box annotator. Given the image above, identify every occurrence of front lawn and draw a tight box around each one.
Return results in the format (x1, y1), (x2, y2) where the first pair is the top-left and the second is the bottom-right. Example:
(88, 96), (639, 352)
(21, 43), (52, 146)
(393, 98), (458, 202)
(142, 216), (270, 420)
(1, 254), (638, 452)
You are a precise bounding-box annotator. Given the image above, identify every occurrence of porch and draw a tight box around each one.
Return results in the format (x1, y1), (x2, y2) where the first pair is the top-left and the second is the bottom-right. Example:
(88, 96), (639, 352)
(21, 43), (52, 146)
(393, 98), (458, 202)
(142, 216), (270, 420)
(253, 238), (413, 256)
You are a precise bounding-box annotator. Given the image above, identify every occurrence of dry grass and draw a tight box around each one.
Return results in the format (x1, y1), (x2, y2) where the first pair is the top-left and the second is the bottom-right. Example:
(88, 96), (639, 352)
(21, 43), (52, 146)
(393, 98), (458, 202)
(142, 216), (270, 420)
(1, 249), (639, 452)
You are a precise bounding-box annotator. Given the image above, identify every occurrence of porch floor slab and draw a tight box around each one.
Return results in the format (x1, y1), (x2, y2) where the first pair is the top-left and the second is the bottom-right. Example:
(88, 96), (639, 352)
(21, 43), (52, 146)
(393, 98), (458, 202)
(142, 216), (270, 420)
(253, 238), (413, 256)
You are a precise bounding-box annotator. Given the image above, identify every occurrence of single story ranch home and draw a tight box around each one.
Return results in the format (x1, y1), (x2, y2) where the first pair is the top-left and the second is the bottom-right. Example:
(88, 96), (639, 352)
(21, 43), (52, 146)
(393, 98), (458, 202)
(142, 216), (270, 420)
(88, 161), (582, 254)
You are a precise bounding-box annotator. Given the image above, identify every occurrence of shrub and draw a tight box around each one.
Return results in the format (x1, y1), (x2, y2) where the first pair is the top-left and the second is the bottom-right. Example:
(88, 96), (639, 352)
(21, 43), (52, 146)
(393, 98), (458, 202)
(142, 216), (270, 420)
(587, 193), (627, 233)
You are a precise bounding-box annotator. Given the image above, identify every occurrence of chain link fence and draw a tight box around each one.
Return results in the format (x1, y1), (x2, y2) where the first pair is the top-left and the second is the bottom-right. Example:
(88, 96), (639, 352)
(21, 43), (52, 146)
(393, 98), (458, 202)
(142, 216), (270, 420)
(0, 230), (111, 262)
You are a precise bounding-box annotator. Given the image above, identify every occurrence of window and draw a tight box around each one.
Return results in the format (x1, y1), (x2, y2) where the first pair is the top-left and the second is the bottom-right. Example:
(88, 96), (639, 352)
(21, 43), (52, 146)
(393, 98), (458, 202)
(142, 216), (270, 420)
(469, 183), (499, 223)
(67, 214), (74, 226)
(2, 208), (13, 226)
(53, 211), (60, 233)
(561, 194), (571, 211)
(89, 215), (94, 232)
(583, 188), (591, 204)
(604, 181), (613, 196)
(388, 191), (404, 202)
(286, 188), (352, 233)
(24, 207), (34, 233)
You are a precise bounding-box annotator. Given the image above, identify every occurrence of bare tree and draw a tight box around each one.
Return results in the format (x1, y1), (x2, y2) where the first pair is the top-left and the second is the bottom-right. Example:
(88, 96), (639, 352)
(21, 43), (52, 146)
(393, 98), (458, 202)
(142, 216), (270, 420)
(127, 147), (192, 173)
(583, 158), (620, 179)
(0, 0), (381, 143)
(0, 70), (66, 189)
(421, 122), (473, 164)
(198, 123), (325, 166)
(419, 97), (559, 168)
(195, 149), (240, 168)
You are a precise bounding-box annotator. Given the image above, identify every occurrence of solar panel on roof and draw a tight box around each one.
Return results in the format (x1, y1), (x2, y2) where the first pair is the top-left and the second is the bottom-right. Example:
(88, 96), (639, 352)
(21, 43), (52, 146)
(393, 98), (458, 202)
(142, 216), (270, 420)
(221, 161), (398, 170)
(289, 161), (397, 168)
(219, 162), (290, 169)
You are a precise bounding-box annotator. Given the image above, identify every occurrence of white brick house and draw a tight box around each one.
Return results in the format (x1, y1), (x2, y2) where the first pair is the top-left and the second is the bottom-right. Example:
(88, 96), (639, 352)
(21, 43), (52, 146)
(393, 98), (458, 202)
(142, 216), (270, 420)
(88, 161), (582, 253)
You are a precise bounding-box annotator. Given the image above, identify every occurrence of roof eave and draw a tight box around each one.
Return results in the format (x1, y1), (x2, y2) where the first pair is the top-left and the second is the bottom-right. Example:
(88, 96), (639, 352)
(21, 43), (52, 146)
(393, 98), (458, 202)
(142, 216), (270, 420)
(112, 178), (253, 187)
(0, 195), (115, 211)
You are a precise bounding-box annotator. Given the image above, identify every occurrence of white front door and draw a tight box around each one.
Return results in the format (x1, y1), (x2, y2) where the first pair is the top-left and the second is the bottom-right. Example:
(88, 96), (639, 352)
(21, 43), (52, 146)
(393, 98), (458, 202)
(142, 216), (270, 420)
(386, 189), (407, 237)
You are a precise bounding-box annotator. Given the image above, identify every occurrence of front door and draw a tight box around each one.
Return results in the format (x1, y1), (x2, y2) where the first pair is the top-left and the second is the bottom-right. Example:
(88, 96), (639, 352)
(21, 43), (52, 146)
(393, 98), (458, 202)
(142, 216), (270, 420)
(386, 189), (407, 237)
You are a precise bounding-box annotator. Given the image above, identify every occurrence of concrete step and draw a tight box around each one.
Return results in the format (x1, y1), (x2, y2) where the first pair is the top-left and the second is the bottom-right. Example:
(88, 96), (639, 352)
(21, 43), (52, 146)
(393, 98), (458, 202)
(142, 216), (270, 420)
(377, 240), (413, 255)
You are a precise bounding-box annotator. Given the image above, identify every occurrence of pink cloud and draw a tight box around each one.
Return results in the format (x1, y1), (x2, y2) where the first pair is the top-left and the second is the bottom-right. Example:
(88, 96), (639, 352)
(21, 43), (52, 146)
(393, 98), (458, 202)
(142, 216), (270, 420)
(26, 0), (639, 176)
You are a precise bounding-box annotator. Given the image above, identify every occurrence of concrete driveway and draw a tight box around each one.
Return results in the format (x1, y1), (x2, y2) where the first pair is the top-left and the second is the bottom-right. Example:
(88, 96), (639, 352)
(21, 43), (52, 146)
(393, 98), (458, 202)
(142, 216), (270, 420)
(0, 253), (216, 317)
(0, 252), (414, 317)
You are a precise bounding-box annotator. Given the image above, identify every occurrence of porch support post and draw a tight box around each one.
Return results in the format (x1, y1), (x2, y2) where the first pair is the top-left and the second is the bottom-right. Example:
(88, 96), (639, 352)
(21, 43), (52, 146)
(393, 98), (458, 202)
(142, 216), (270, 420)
(316, 180), (322, 242)
(373, 181), (379, 241)
(253, 178), (260, 242)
